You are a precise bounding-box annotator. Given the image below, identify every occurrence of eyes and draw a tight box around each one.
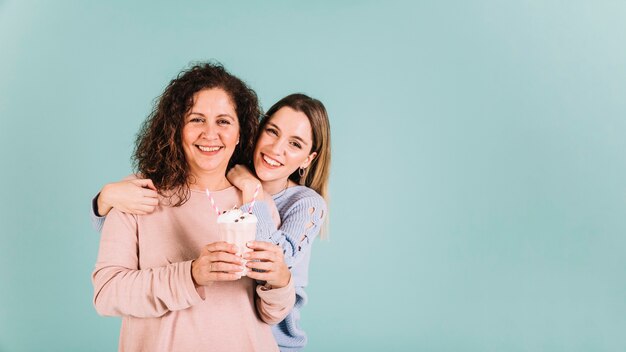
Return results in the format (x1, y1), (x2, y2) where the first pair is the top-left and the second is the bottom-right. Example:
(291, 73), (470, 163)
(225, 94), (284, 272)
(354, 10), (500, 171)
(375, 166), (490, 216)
(265, 127), (303, 149)
(188, 116), (233, 126)
(290, 141), (303, 149)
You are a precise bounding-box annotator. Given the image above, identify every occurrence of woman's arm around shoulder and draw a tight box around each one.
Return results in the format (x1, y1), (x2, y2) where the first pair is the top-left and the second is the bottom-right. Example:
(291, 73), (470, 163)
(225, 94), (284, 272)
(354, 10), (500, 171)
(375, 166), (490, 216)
(90, 176), (159, 232)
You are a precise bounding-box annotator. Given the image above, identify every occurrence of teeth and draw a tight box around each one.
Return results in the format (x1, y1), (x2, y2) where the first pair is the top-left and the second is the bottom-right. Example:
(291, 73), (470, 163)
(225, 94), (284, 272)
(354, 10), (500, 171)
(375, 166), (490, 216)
(263, 155), (281, 166)
(198, 145), (220, 152)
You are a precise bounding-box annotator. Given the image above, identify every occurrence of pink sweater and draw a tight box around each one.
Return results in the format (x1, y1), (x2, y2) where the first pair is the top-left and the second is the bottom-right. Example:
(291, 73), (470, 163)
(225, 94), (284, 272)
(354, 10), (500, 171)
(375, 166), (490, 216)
(92, 187), (295, 352)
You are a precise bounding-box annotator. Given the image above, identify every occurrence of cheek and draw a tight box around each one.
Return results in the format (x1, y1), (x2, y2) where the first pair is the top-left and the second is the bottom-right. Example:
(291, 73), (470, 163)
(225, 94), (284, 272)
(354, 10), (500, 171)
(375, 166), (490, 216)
(231, 130), (241, 146)
(287, 150), (310, 165)
(182, 125), (198, 143)
(232, 124), (241, 139)
(181, 129), (192, 146)
(254, 136), (269, 152)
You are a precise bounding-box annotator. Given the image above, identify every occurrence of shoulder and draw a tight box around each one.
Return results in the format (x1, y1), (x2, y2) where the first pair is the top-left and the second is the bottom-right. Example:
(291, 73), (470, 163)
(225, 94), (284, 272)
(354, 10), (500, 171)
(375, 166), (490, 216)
(278, 186), (326, 214)
(102, 207), (138, 232)
(108, 207), (138, 220)
(285, 186), (325, 204)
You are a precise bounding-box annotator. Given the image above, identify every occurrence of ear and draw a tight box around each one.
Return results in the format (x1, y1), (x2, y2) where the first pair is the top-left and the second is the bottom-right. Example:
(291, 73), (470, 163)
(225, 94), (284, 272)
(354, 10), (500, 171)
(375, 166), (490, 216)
(300, 151), (318, 169)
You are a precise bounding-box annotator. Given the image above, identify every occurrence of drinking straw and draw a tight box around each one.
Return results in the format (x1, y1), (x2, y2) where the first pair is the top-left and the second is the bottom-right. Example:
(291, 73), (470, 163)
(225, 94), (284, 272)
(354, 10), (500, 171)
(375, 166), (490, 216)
(205, 189), (221, 216)
(248, 184), (261, 214)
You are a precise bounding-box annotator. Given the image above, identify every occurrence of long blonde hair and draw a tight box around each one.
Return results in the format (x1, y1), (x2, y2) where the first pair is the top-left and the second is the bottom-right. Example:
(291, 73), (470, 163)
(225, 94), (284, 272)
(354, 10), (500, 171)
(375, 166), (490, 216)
(261, 93), (331, 237)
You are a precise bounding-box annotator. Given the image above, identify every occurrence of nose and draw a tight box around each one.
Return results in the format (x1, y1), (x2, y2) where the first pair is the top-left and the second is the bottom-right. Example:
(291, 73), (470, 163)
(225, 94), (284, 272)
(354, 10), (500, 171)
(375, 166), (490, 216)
(268, 137), (287, 155)
(201, 121), (218, 139)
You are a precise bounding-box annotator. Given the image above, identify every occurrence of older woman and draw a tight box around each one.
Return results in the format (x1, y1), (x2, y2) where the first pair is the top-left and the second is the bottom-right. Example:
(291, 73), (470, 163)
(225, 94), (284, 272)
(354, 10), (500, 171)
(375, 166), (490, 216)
(92, 63), (294, 352)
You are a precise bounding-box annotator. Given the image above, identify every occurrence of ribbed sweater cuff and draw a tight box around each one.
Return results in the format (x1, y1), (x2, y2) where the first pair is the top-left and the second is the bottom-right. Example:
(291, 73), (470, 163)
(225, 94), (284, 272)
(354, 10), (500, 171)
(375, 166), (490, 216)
(181, 260), (205, 303)
(256, 274), (295, 306)
(91, 193), (105, 233)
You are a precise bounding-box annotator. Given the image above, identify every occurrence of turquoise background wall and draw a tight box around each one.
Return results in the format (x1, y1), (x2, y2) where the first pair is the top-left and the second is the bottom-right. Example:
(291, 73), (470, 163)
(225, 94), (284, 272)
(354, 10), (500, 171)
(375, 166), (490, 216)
(1, 1), (625, 351)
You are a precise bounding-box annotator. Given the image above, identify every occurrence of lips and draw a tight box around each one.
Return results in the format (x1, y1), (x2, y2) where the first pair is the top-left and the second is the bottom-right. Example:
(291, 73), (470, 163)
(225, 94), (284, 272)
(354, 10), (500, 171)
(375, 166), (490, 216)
(196, 145), (222, 153)
(261, 153), (283, 167)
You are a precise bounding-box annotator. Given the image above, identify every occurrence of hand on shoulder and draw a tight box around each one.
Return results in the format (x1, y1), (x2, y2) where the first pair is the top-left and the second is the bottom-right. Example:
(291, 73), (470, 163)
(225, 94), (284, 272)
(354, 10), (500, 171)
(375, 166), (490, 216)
(97, 177), (159, 216)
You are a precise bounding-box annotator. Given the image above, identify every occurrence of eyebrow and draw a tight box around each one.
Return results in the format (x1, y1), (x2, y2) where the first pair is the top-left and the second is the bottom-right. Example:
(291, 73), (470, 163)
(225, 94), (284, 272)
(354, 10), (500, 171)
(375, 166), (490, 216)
(188, 112), (235, 120)
(267, 122), (309, 146)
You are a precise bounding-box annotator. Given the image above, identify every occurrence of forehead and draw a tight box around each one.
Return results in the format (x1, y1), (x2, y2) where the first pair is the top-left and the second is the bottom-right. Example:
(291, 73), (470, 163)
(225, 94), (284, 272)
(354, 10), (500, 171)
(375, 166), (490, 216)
(191, 88), (236, 113)
(268, 107), (313, 140)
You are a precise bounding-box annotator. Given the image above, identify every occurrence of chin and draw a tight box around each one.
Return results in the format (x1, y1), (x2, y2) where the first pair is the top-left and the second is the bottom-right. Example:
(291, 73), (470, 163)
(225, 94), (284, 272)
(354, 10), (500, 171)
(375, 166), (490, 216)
(255, 169), (272, 182)
(255, 169), (279, 182)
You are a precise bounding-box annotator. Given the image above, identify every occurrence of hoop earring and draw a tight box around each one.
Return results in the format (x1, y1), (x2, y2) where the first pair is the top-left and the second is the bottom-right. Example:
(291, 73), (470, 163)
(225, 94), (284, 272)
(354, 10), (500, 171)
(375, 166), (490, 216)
(298, 167), (306, 178)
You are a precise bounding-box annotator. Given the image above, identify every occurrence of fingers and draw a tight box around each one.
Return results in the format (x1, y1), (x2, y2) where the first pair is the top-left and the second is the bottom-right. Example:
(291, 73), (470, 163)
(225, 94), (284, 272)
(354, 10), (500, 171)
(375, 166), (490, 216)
(207, 251), (245, 266)
(245, 260), (273, 271)
(193, 243), (248, 285)
(192, 257), (242, 285)
(211, 261), (245, 273)
(141, 197), (159, 207)
(241, 241), (291, 288)
(215, 264), (243, 275)
(141, 187), (159, 199)
(246, 241), (281, 253)
(204, 242), (240, 255)
(144, 179), (157, 191)
(134, 188), (159, 214)
(243, 241), (283, 263)
(133, 178), (158, 191)
(245, 270), (272, 281)
(127, 192), (158, 215)
(246, 261), (291, 289)
(243, 250), (279, 262)
(194, 240), (291, 287)
(211, 272), (242, 281)
(196, 251), (243, 270)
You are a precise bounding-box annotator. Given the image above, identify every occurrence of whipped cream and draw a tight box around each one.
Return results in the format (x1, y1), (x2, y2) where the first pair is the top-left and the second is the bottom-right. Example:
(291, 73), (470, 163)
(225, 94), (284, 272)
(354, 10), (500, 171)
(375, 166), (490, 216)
(217, 208), (258, 224)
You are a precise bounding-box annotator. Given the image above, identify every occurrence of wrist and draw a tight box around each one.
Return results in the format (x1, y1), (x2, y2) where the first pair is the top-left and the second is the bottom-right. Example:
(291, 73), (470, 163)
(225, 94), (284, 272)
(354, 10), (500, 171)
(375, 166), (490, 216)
(190, 260), (201, 288)
(242, 181), (262, 203)
(268, 272), (291, 290)
(97, 185), (113, 216)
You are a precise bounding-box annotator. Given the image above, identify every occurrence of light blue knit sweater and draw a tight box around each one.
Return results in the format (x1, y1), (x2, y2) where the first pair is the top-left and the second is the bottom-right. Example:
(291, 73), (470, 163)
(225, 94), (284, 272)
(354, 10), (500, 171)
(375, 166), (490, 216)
(91, 185), (326, 352)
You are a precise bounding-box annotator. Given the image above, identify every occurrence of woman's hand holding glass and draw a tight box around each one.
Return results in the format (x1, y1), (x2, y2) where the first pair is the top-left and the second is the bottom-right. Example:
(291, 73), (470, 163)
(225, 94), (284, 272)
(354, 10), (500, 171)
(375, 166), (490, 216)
(191, 242), (246, 285)
(243, 241), (291, 289)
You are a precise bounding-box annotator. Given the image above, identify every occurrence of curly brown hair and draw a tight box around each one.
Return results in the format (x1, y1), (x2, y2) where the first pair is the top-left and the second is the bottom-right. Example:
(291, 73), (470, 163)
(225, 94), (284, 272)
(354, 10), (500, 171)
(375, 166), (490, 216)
(133, 62), (260, 206)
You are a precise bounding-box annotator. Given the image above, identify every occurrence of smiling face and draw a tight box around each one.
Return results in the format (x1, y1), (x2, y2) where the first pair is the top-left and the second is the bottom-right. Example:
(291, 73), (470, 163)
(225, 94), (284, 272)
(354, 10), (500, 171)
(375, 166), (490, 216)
(253, 107), (317, 187)
(182, 88), (240, 183)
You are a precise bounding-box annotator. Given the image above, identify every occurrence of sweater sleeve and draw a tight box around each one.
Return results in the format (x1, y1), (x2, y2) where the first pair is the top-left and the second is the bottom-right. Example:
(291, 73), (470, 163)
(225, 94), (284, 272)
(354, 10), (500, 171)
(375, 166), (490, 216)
(242, 192), (326, 269)
(255, 276), (296, 325)
(92, 209), (203, 318)
(240, 200), (280, 244)
(91, 193), (105, 233)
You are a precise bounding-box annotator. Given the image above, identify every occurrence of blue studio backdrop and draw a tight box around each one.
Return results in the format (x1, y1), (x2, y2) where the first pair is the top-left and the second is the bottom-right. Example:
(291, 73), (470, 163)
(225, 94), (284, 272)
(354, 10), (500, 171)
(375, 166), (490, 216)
(1, 1), (625, 351)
